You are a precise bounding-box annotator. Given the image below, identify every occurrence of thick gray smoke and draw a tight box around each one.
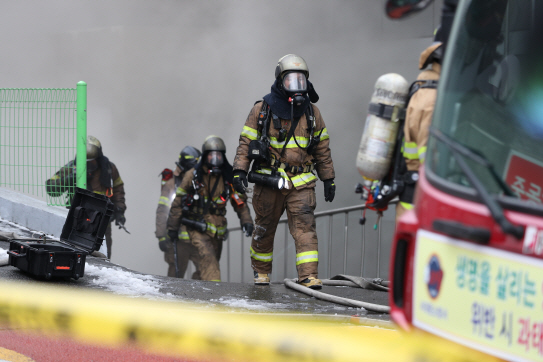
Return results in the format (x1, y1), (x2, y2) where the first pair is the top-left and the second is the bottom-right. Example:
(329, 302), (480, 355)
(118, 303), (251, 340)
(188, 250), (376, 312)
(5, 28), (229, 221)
(1, 1), (442, 276)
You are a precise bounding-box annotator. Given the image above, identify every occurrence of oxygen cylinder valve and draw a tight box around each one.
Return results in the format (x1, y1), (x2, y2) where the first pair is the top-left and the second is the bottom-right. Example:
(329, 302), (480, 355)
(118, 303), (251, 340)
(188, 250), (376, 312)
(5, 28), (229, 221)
(355, 183), (363, 194)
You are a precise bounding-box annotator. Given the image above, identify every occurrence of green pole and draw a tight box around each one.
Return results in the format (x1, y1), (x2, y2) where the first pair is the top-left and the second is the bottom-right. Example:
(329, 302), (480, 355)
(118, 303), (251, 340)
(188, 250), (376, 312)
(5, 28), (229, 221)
(76, 81), (87, 189)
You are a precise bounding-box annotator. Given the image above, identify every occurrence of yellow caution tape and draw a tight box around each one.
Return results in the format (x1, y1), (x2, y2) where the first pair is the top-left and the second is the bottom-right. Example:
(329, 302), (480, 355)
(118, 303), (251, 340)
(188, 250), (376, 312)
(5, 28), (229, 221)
(0, 280), (500, 362)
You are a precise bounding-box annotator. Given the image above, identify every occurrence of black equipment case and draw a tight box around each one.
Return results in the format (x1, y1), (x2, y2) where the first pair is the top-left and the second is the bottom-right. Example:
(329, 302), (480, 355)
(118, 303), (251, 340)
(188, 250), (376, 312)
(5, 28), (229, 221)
(7, 188), (114, 280)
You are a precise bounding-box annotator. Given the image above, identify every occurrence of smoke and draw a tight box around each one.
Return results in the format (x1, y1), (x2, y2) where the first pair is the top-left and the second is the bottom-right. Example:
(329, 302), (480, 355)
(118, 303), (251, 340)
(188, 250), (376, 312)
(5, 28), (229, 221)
(0, 0), (441, 276)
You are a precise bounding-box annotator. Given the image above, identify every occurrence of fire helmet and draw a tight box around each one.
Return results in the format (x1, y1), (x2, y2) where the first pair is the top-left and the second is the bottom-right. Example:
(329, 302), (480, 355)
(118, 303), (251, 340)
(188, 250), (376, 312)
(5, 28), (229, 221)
(274, 54), (309, 80)
(87, 135), (103, 161)
(202, 135), (226, 170)
(177, 146), (201, 171)
(202, 135), (226, 153)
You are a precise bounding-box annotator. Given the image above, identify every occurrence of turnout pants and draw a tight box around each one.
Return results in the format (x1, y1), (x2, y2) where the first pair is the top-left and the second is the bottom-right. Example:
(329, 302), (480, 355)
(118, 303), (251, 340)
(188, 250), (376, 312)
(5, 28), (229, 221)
(188, 229), (223, 281)
(164, 240), (201, 279)
(250, 184), (318, 281)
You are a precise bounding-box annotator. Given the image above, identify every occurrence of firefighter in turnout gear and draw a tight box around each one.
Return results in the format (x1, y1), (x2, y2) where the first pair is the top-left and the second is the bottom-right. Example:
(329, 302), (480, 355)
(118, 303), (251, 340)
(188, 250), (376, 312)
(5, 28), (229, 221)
(232, 54), (335, 289)
(167, 136), (254, 281)
(46, 135), (126, 259)
(396, 41), (442, 219)
(156, 146), (202, 278)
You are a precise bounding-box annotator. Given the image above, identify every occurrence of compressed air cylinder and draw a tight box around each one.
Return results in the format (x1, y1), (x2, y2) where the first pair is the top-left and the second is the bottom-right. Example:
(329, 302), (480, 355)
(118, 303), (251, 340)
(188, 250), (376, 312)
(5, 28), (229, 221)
(356, 73), (409, 181)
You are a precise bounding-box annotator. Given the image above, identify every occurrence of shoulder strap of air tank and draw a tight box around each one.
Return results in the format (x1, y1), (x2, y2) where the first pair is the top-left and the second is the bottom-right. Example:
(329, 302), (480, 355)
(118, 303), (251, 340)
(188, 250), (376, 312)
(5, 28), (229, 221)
(306, 103), (315, 134)
(256, 100), (272, 138)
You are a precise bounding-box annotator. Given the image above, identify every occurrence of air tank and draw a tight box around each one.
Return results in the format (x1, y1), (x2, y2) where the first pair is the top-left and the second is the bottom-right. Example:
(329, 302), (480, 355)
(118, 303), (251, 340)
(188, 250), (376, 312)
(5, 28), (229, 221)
(356, 73), (409, 181)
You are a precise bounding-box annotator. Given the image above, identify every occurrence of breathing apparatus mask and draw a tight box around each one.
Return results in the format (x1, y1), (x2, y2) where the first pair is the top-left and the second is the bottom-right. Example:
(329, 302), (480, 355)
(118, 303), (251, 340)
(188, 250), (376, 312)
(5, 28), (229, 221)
(87, 159), (99, 175)
(282, 72), (307, 106)
(206, 151), (224, 174)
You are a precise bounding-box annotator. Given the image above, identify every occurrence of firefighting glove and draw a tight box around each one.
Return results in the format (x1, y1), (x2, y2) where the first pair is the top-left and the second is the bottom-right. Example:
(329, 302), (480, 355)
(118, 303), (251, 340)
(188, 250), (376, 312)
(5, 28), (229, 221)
(233, 170), (248, 194)
(323, 179), (336, 202)
(168, 229), (179, 242)
(242, 223), (254, 237)
(158, 238), (171, 252)
(114, 210), (126, 226)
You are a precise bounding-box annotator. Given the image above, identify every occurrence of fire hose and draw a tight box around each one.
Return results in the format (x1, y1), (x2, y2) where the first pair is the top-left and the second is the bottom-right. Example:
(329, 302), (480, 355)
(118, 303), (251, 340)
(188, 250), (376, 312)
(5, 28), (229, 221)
(284, 275), (391, 314)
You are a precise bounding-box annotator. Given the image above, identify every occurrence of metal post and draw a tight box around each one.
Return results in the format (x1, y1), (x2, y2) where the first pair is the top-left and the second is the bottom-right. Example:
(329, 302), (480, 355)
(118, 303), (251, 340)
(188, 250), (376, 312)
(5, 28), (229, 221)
(327, 215), (333, 278)
(343, 212), (348, 275)
(360, 209), (366, 277)
(76, 81), (87, 189)
(227, 232), (230, 282)
(377, 216), (382, 278)
(241, 232), (245, 283)
(283, 222), (288, 279)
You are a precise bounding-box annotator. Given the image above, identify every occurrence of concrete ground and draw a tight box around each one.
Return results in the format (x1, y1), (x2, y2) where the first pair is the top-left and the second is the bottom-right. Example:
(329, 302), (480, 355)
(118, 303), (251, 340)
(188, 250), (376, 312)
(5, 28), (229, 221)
(0, 219), (391, 324)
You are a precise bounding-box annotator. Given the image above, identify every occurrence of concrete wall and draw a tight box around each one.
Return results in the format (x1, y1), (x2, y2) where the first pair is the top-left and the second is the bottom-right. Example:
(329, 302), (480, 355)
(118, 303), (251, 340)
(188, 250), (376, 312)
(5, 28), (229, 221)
(0, 187), (67, 238)
(0, 187), (109, 255)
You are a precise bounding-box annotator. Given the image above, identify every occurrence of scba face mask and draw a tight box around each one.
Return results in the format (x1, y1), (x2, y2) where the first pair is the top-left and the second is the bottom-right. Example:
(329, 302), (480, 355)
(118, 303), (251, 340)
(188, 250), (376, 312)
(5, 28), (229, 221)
(282, 72), (307, 93)
(283, 72), (308, 106)
(206, 151), (224, 173)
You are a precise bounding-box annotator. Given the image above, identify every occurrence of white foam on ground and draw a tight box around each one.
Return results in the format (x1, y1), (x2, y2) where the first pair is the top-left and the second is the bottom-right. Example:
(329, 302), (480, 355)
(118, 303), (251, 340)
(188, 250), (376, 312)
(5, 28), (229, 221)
(210, 297), (290, 311)
(85, 263), (173, 299)
(0, 247), (8, 266)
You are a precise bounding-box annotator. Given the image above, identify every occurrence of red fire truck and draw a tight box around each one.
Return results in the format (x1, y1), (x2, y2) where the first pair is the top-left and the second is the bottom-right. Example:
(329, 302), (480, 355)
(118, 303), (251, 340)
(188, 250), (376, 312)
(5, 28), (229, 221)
(388, 0), (543, 361)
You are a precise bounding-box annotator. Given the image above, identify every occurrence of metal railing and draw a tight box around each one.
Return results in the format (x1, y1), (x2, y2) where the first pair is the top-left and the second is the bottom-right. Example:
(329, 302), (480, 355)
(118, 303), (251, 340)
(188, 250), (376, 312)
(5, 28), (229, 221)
(0, 82), (87, 207)
(190, 200), (398, 283)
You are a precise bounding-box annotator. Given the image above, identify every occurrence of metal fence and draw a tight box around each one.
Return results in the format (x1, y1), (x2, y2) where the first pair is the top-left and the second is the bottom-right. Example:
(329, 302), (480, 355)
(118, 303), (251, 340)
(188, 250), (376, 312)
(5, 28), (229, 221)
(185, 200), (397, 283)
(0, 82), (87, 206)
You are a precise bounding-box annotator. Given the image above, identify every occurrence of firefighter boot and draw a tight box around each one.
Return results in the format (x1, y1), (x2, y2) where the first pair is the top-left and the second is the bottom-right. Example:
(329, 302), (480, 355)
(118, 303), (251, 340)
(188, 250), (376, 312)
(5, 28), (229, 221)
(254, 271), (270, 285)
(299, 277), (322, 290)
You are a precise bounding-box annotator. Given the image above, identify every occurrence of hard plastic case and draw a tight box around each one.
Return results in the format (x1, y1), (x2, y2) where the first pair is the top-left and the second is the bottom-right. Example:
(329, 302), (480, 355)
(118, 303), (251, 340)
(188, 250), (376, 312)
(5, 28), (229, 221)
(8, 188), (114, 280)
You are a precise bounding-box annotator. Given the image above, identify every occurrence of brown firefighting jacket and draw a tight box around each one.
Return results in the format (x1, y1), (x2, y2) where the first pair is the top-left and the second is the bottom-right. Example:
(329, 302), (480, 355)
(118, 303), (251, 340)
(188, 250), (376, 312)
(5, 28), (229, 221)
(46, 159), (126, 212)
(167, 167), (253, 239)
(155, 166), (189, 242)
(403, 43), (442, 172)
(233, 101), (335, 189)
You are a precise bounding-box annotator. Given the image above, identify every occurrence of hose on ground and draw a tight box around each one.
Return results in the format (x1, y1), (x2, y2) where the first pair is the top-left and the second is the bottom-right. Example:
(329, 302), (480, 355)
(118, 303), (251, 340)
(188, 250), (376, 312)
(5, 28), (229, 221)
(284, 278), (390, 314)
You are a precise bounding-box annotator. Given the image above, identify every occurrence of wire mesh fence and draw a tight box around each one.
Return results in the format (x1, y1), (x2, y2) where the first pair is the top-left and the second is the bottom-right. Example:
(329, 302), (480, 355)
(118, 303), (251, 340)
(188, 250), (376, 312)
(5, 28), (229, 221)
(0, 84), (86, 207)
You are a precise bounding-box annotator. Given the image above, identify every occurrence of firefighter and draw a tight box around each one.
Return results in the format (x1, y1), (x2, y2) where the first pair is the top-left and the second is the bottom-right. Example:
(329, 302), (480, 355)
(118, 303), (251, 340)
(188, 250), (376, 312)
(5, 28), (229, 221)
(156, 146), (202, 278)
(46, 135), (126, 259)
(396, 39), (442, 219)
(232, 54), (335, 289)
(167, 136), (253, 282)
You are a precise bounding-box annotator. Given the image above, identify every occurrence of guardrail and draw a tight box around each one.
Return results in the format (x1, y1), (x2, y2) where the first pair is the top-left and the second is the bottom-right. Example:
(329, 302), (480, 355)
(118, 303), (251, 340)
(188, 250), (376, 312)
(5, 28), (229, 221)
(185, 200), (398, 283)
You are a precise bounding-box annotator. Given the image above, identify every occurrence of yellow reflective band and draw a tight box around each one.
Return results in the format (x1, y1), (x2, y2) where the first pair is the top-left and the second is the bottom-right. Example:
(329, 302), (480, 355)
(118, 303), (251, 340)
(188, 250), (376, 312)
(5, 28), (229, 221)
(419, 146), (427, 163)
(256, 167), (289, 180)
(316, 127), (329, 141)
(159, 237), (166, 242)
(179, 231), (189, 240)
(291, 172), (317, 187)
(250, 247), (273, 262)
(241, 126), (260, 141)
(185, 155), (194, 159)
(296, 250), (319, 265)
(217, 227), (226, 236)
(234, 175), (239, 178)
(158, 196), (171, 207)
(93, 190), (107, 195)
(400, 201), (414, 210)
(113, 177), (123, 188)
(176, 187), (187, 196)
(207, 223), (217, 233)
(50, 174), (60, 180)
(210, 279), (221, 282)
(403, 141), (419, 160)
(269, 136), (309, 149)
